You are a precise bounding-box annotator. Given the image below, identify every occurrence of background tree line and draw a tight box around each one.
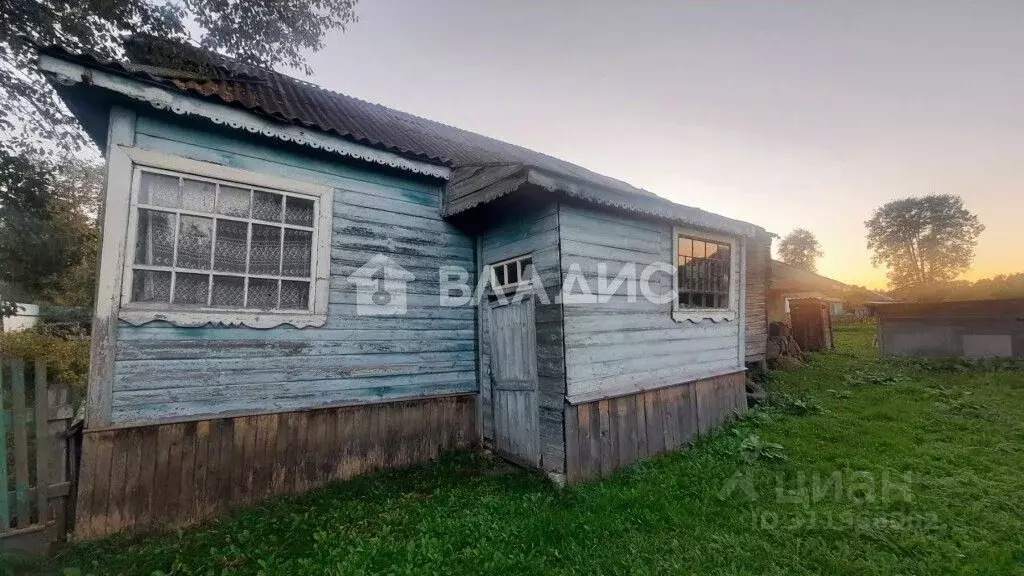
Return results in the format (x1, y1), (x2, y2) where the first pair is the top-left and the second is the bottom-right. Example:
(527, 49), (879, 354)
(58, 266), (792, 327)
(777, 194), (1019, 303)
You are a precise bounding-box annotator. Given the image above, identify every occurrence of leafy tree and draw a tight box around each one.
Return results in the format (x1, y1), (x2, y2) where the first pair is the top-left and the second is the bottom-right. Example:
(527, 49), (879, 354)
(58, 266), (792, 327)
(1, 0), (358, 317)
(0, 148), (103, 310)
(865, 195), (984, 295)
(898, 273), (1024, 302)
(1, 0), (359, 153)
(778, 228), (824, 272)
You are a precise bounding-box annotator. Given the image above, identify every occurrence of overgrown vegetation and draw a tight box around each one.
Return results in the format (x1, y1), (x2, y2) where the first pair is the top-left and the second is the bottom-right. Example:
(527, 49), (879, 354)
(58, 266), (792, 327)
(0, 330), (89, 392)
(12, 324), (1024, 575)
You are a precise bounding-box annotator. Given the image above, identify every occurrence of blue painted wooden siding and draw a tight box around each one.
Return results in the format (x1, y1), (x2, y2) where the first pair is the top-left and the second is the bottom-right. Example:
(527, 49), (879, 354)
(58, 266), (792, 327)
(558, 204), (743, 400)
(477, 203), (564, 472)
(110, 114), (477, 423)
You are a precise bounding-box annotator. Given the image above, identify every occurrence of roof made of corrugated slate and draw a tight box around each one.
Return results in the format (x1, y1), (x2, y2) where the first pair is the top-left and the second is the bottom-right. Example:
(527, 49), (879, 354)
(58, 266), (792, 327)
(41, 38), (764, 236)
(48, 38), (651, 195)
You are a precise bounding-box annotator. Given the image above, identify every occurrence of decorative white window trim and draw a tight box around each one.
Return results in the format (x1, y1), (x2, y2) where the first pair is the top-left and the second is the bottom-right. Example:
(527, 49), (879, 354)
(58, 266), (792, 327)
(117, 148), (333, 329)
(37, 55), (452, 181)
(487, 254), (535, 295)
(671, 226), (739, 324)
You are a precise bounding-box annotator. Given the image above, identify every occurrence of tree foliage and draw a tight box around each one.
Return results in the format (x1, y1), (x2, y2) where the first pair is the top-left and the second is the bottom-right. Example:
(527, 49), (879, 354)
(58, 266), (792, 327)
(777, 228), (824, 272)
(896, 273), (1024, 303)
(0, 148), (103, 310)
(0, 0), (358, 153)
(865, 195), (984, 295)
(0, 0), (359, 317)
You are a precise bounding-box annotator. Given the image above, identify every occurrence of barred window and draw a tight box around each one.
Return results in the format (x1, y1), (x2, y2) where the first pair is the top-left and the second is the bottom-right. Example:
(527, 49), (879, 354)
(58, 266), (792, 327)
(127, 167), (322, 312)
(677, 235), (731, 309)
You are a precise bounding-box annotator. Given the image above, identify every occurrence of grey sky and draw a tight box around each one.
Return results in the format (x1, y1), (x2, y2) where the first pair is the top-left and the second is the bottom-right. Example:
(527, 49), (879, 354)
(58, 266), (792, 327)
(293, 0), (1023, 287)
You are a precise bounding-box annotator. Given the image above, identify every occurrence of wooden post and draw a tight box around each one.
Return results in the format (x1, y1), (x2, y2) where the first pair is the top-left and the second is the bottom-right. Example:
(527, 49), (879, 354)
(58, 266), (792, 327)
(34, 362), (49, 527)
(47, 372), (72, 542)
(0, 359), (8, 530)
(11, 360), (29, 527)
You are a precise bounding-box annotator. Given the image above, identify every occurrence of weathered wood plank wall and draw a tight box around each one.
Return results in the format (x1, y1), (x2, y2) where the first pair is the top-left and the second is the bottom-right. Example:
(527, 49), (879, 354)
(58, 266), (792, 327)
(74, 395), (475, 541)
(478, 203), (565, 475)
(564, 371), (745, 482)
(877, 312), (1024, 358)
(557, 204), (744, 401)
(745, 233), (771, 362)
(108, 114), (476, 423)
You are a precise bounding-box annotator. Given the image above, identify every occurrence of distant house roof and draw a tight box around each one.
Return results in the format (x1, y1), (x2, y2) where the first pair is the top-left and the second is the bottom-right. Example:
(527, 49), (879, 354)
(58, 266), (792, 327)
(867, 298), (1024, 317)
(39, 38), (764, 238)
(770, 260), (895, 302)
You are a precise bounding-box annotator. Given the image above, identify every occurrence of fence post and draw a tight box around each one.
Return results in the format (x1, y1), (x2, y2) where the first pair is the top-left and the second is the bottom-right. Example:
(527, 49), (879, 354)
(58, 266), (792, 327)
(0, 360), (8, 530)
(47, 369), (73, 542)
(11, 359), (29, 527)
(34, 362), (49, 528)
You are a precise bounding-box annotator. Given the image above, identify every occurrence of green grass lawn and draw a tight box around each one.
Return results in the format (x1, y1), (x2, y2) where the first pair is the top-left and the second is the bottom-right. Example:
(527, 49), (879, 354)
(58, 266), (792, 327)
(14, 324), (1024, 575)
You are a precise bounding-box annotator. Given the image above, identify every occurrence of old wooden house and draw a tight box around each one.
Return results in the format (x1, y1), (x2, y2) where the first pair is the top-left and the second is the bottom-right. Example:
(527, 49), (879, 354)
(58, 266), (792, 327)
(40, 39), (771, 539)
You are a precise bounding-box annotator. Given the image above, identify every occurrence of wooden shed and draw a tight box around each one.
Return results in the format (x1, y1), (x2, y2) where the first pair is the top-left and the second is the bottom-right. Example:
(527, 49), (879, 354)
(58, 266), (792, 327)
(789, 297), (833, 352)
(39, 38), (772, 540)
(869, 299), (1024, 358)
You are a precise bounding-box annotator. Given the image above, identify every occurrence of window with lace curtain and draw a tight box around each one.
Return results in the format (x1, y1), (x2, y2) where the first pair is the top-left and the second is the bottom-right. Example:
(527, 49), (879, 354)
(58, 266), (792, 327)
(119, 153), (333, 328)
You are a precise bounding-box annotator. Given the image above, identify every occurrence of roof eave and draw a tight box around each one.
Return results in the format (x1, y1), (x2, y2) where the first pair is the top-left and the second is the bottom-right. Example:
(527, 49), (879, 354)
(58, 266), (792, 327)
(37, 53), (452, 180)
(443, 163), (763, 238)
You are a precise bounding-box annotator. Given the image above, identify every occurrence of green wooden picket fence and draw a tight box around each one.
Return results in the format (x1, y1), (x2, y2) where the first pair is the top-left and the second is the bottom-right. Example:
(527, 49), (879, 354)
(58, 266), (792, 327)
(0, 358), (76, 555)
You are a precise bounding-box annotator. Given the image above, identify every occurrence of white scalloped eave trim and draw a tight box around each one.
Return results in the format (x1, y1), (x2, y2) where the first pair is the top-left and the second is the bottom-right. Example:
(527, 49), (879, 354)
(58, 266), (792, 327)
(37, 55), (452, 181)
(144, 95), (450, 179)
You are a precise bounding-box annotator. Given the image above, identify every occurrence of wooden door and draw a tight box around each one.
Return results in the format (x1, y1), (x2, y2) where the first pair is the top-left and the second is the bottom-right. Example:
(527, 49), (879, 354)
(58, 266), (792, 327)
(488, 299), (540, 467)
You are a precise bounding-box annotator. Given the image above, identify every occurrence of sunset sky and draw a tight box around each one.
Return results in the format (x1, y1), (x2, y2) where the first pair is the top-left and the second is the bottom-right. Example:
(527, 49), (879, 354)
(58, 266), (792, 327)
(290, 1), (1022, 289)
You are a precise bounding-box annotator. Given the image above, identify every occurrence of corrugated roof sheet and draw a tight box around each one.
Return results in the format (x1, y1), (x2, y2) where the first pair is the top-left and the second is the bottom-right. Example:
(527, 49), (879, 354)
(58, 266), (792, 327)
(41, 38), (764, 236)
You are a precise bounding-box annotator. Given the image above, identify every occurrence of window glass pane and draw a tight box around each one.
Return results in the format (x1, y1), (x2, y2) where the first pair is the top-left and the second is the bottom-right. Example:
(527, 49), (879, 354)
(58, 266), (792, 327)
(131, 270), (171, 303)
(507, 262), (519, 284)
(285, 197), (315, 226)
(676, 235), (733, 310)
(678, 237), (692, 258)
(246, 278), (278, 309)
(693, 240), (706, 259)
(211, 275), (245, 307)
(139, 172), (179, 207)
(181, 179), (215, 212)
(176, 215), (213, 270)
(282, 229), (312, 277)
(249, 224), (282, 275)
(679, 292), (691, 308)
(173, 272), (209, 305)
(217, 185), (250, 217)
(135, 209), (176, 266)
(280, 280), (310, 310)
(493, 265), (505, 286)
(214, 220), (248, 273)
(253, 191), (283, 222)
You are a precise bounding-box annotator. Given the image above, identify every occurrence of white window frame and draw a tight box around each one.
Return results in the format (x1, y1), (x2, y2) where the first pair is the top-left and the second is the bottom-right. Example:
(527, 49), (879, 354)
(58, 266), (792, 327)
(488, 254), (534, 295)
(672, 226), (740, 323)
(117, 148), (333, 328)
